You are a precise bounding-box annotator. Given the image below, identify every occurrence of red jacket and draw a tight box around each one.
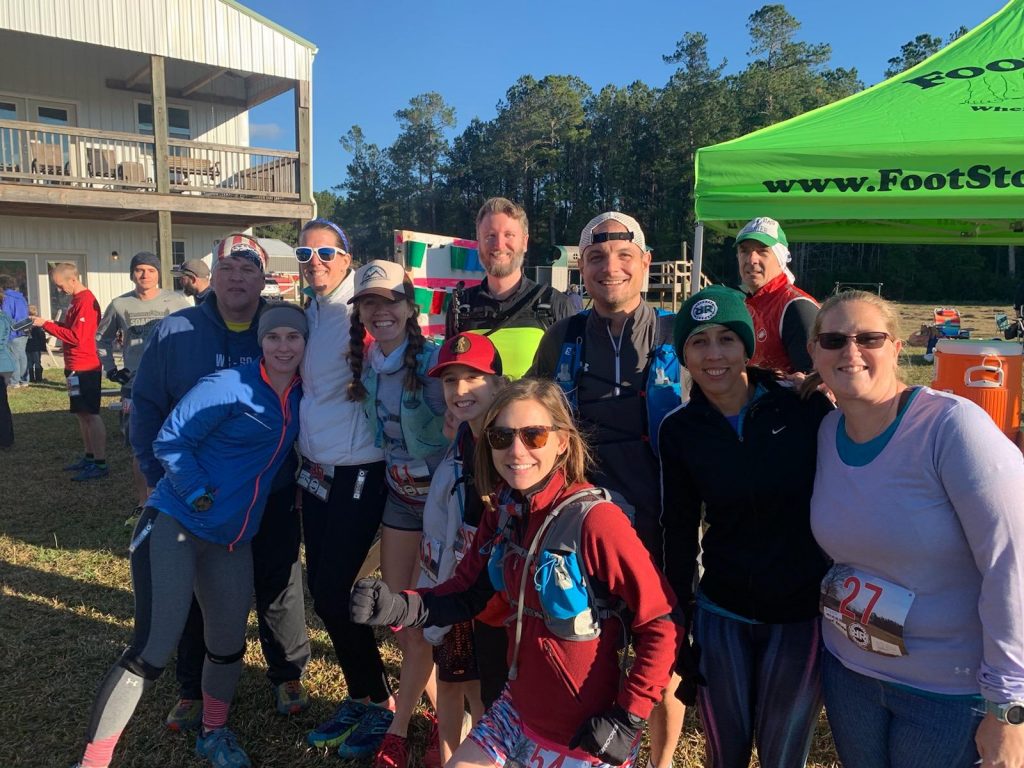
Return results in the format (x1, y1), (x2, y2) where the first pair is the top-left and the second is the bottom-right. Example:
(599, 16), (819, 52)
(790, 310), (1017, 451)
(427, 471), (679, 747)
(44, 289), (101, 371)
(745, 273), (818, 374)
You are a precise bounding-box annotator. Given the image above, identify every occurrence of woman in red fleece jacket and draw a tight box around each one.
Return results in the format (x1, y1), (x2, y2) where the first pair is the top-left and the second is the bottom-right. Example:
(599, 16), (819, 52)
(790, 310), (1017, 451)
(351, 377), (679, 767)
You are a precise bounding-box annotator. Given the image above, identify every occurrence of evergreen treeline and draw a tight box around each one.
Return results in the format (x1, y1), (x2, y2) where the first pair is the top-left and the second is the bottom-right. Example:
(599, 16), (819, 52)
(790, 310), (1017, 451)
(264, 7), (1013, 302)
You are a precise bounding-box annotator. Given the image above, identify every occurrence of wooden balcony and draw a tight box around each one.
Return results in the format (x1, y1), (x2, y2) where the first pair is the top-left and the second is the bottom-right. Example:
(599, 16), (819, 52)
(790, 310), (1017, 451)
(0, 119), (311, 226)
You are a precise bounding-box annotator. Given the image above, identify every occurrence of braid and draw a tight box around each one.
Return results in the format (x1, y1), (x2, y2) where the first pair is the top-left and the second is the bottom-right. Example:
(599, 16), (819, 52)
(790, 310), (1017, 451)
(347, 314), (368, 401)
(403, 307), (425, 393)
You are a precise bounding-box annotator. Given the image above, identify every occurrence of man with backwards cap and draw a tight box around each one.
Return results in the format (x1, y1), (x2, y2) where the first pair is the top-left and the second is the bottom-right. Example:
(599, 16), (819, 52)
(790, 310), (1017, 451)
(172, 258), (213, 305)
(529, 211), (687, 768)
(96, 251), (190, 514)
(734, 217), (818, 375)
(130, 233), (312, 731)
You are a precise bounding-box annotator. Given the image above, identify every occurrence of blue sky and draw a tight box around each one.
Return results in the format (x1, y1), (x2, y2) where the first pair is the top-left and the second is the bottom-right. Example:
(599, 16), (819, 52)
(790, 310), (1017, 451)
(242, 0), (1001, 192)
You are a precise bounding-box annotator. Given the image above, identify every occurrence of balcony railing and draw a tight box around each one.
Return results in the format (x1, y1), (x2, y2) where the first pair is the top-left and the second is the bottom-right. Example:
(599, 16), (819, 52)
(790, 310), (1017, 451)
(0, 119), (300, 201)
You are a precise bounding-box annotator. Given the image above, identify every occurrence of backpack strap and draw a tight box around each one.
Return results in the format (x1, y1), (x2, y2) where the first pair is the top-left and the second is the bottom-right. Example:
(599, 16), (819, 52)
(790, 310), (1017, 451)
(507, 488), (610, 680)
(477, 283), (546, 337)
(554, 310), (590, 407)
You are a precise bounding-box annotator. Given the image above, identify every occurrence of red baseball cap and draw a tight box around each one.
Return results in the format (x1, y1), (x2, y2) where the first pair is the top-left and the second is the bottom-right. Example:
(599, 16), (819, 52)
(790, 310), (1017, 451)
(428, 333), (503, 377)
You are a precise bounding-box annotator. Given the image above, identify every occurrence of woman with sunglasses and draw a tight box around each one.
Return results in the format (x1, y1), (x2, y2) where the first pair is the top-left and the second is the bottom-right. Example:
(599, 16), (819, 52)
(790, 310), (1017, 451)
(294, 221), (398, 759)
(658, 285), (833, 768)
(349, 377), (678, 768)
(347, 258), (450, 766)
(806, 291), (1024, 768)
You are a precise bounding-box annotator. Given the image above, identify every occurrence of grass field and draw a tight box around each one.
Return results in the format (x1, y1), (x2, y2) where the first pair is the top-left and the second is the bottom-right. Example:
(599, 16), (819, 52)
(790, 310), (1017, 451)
(1, 301), (1014, 767)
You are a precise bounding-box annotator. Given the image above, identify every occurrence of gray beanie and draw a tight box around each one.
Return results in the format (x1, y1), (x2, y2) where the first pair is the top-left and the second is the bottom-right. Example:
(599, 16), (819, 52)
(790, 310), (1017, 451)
(129, 251), (161, 274)
(257, 303), (308, 343)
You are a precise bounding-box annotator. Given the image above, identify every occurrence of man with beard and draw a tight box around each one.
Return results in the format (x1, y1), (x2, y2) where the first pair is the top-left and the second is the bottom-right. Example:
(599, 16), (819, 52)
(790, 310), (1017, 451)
(445, 197), (574, 379)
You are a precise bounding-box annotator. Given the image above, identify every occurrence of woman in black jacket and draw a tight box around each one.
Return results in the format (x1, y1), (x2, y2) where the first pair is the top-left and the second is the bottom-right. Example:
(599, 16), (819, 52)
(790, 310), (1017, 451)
(660, 285), (832, 768)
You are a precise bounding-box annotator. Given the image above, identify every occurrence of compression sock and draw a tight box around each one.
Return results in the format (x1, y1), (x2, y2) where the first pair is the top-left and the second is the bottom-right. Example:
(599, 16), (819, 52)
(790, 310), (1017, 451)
(202, 693), (230, 732)
(93, 458), (107, 469)
(85, 453), (95, 462)
(81, 732), (120, 767)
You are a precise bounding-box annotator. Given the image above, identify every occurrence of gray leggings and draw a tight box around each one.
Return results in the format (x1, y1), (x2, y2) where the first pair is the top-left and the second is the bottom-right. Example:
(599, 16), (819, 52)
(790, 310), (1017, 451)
(85, 509), (254, 741)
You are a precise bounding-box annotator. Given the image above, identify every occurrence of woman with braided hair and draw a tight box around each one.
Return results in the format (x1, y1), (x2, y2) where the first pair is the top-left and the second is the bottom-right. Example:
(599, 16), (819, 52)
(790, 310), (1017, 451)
(347, 259), (450, 767)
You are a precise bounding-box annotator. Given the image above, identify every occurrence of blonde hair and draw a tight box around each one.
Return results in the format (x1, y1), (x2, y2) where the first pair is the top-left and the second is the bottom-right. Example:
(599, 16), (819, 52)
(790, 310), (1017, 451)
(474, 378), (592, 497)
(801, 289), (904, 397)
(50, 262), (79, 280)
(475, 197), (529, 237)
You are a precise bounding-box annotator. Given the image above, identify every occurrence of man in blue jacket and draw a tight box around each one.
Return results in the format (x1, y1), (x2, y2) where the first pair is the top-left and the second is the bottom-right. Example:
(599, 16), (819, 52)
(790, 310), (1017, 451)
(130, 234), (311, 729)
(0, 275), (30, 388)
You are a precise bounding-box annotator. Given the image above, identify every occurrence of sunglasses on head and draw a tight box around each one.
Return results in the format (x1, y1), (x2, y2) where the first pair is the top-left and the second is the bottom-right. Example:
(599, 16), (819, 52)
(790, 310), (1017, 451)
(485, 425), (559, 450)
(294, 246), (347, 263)
(815, 331), (892, 350)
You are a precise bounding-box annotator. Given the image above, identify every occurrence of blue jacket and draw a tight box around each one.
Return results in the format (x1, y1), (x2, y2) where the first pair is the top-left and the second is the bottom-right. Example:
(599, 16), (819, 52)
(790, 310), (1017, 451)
(0, 312), (14, 374)
(148, 359), (301, 547)
(2, 289), (28, 341)
(130, 294), (271, 487)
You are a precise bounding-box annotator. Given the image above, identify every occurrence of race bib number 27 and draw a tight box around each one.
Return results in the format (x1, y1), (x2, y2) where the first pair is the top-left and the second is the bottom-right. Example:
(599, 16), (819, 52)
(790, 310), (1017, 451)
(820, 564), (915, 657)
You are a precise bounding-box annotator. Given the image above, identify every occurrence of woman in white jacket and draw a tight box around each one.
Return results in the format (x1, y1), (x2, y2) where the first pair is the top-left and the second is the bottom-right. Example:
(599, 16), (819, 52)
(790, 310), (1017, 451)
(294, 220), (397, 757)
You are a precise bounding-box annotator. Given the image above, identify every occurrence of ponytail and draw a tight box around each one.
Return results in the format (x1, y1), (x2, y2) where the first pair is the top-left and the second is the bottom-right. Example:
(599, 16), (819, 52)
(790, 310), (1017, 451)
(402, 305), (425, 393)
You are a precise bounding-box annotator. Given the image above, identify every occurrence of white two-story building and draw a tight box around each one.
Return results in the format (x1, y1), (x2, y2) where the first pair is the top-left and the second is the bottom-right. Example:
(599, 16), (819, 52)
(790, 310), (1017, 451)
(0, 0), (315, 318)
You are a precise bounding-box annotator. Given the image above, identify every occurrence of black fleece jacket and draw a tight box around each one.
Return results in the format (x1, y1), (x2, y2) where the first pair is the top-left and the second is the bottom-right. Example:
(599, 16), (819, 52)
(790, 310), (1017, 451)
(659, 369), (833, 623)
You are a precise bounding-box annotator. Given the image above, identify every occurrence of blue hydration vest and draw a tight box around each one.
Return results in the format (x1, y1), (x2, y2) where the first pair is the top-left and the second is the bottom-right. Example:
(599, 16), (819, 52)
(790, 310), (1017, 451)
(553, 309), (683, 458)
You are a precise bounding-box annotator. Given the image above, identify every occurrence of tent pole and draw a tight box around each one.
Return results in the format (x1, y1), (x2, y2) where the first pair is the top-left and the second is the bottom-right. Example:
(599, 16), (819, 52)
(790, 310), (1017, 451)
(690, 223), (705, 297)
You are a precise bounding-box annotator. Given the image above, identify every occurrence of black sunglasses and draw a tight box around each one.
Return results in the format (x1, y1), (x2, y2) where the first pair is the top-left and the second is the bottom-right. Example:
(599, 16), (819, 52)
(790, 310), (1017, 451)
(485, 425), (559, 450)
(294, 246), (348, 263)
(815, 332), (892, 350)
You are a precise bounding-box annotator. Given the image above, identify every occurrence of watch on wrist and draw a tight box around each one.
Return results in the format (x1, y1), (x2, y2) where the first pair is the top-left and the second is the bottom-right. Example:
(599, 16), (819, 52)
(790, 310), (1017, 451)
(987, 700), (1024, 725)
(192, 491), (215, 512)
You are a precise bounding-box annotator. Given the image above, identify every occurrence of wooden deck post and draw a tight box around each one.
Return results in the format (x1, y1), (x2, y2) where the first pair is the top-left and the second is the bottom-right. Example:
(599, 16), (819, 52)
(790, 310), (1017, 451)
(295, 80), (312, 205)
(150, 55), (173, 281)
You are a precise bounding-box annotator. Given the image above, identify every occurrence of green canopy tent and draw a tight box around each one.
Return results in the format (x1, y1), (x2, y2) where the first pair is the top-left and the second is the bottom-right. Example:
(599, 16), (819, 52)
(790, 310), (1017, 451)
(690, 0), (1024, 292)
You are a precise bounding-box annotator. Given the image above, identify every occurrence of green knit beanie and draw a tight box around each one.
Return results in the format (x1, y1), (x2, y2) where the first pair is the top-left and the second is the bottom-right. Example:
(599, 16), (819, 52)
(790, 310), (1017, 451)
(674, 285), (756, 363)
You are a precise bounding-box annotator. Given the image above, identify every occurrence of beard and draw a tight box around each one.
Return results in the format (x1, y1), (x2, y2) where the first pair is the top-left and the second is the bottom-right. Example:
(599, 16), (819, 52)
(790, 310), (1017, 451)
(485, 250), (525, 279)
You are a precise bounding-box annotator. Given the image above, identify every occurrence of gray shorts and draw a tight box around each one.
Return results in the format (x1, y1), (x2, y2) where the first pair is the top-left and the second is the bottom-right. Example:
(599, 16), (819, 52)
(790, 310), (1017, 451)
(381, 491), (424, 531)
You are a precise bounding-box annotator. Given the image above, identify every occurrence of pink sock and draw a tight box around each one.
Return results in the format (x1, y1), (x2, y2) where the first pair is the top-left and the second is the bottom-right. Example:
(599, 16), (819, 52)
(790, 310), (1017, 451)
(81, 733), (120, 767)
(202, 693), (230, 731)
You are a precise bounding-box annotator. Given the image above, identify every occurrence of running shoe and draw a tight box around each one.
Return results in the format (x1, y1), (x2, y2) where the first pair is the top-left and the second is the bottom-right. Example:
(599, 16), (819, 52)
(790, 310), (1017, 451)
(337, 704), (395, 759)
(274, 679), (310, 716)
(372, 732), (409, 768)
(124, 505), (144, 529)
(72, 463), (109, 482)
(306, 698), (368, 748)
(195, 726), (251, 768)
(63, 457), (93, 471)
(165, 698), (203, 732)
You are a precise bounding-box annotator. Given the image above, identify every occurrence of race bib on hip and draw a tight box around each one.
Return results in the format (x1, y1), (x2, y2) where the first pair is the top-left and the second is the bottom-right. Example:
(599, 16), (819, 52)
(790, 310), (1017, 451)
(386, 460), (432, 499)
(297, 458), (334, 502)
(820, 564), (915, 657)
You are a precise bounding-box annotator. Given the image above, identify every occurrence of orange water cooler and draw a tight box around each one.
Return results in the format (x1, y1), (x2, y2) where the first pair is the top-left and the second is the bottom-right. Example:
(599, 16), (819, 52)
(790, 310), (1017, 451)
(931, 339), (1023, 439)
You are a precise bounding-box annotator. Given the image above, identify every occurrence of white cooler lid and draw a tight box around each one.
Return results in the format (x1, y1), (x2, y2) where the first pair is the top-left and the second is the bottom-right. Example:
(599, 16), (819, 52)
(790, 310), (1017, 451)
(935, 338), (1023, 357)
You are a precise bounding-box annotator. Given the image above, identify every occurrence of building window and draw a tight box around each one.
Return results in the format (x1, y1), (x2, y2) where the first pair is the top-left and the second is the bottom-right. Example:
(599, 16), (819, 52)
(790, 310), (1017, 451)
(137, 103), (192, 140)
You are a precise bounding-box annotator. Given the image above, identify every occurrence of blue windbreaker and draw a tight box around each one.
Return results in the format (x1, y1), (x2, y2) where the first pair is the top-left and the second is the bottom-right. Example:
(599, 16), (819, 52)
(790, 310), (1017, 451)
(148, 359), (301, 547)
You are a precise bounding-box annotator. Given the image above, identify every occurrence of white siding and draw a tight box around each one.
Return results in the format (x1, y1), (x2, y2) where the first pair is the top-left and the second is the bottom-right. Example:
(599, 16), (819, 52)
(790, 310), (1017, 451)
(0, 34), (249, 143)
(0, 0), (314, 81)
(0, 215), (228, 317)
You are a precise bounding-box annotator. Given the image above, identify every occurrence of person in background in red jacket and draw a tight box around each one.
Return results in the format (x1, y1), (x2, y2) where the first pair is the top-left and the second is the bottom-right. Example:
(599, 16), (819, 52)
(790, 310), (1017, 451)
(350, 377), (679, 768)
(32, 262), (107, 481)
(736, 217), (819, 376)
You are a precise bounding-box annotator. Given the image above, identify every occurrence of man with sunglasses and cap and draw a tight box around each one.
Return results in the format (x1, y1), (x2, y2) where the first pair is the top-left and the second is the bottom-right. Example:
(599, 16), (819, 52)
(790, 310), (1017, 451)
(735, 217), (819, 375)
(130, 233), (311, 731)
(97, 251), (191, 514)
(529, 211), (687, 768)
(445, 197), (574, 379)
(172, 258), (212, 305)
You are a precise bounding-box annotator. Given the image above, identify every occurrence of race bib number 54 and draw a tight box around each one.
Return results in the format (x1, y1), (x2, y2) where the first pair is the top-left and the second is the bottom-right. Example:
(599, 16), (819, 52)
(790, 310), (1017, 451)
(820, 564), (915, 657)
